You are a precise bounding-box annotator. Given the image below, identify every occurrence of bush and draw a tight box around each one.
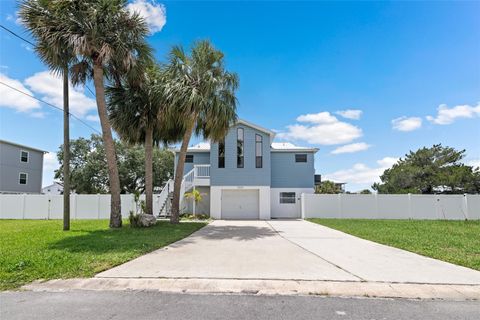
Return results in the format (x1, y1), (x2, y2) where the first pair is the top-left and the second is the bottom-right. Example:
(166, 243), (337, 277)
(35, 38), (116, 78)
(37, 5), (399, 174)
(180, 213), (210, 221)
(129, 211), (142, 228)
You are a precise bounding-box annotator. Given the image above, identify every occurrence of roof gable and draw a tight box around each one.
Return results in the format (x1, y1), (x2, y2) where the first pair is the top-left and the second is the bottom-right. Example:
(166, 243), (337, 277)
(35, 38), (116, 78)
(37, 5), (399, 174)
(236, 119), (276, 139)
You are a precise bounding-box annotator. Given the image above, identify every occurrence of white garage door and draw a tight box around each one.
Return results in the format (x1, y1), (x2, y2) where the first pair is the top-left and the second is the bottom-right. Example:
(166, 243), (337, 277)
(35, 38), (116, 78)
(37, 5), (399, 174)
(221, 189), (259, 220)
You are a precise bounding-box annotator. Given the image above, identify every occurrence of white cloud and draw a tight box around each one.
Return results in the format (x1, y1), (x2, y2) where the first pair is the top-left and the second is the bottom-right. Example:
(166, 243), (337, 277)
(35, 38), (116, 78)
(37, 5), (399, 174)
(297, 111), (337, 124)
(336, 109), (362, 120)
(0, 73), (41, 112)
(277, 111), (363, 145)
(43, 152), (60, 187)
(127, 0), (166, 34)
(6, 12), (22, 25)
(426, 103), (480, 125)
(331, 142), (371, 154)
(24, 71), (97, 118)
(391, 116), (422, 132)
(85, 114), (100, 122)
(466, 159), (480, 169)
(21, 43), (33, 52)
(324, 157), (398, 185)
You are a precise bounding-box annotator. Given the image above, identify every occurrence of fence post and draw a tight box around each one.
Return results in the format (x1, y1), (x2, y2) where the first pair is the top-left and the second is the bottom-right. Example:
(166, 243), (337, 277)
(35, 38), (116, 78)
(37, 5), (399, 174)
(463, 194), (469, 220)
(72, 194), (77, 219)
(407, 193), (412, 219)
(47, 196), (51, 220)
(337, 193), (342, 218)
(374, 192), (378, 219)
(97, 194), (101, 219)
(301, 193), (305, 219)
(22, 193), (26, 219)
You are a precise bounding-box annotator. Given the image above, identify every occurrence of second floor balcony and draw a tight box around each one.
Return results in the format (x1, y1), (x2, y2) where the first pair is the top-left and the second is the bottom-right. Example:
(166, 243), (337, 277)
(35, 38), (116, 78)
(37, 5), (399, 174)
(184, 164), (210, 187)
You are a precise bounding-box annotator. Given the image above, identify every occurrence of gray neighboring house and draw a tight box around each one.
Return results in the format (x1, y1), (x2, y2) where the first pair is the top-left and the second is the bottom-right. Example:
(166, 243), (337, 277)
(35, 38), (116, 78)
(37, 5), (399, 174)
(172, 119), (320, 220)
(0, 140), (47, 194)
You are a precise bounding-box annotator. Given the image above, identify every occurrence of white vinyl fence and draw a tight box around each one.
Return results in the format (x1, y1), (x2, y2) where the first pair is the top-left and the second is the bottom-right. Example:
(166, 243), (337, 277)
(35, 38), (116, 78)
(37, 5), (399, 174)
(301, 194), (480, 220)
(0, 194), (165, 220)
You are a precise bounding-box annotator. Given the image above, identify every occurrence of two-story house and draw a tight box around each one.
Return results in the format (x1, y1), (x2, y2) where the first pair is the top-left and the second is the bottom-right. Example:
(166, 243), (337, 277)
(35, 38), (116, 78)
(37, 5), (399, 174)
(0, 140), (47, 194)
(172, 119), (318, 219)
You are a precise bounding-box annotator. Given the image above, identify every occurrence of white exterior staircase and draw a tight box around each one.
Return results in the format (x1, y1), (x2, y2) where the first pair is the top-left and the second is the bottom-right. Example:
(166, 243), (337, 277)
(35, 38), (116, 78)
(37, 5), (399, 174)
(157, 165), (210, 217)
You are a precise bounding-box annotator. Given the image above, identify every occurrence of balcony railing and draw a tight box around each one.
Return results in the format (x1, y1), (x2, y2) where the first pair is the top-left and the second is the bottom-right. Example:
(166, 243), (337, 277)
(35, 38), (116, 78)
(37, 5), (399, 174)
(194, 164), (210, 178)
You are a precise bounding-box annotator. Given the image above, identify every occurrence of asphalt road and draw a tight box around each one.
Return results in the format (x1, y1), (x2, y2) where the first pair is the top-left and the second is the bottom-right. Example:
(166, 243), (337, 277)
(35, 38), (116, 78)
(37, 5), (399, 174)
(1, 291), (479, 320)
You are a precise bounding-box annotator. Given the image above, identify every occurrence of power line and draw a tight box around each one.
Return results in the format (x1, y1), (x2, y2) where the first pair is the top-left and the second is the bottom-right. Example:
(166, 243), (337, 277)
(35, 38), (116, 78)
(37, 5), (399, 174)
(0, 24), (35, 46)
(0, 81), (101, 135)
(0, 23), (96, 96)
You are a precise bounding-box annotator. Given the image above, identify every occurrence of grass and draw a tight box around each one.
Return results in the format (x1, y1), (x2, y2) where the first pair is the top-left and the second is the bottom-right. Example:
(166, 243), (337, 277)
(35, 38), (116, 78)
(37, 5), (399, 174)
(308, 219), (480, 271)
(0, 219), (206, 290)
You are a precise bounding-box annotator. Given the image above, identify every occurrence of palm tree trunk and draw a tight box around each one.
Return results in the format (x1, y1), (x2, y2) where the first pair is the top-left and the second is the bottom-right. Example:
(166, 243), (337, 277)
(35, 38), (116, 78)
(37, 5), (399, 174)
(144, 126), (153, 215)
(63, 69), (70, 231)
(171, 116), (196, 224)
(93, 62), (122, 228)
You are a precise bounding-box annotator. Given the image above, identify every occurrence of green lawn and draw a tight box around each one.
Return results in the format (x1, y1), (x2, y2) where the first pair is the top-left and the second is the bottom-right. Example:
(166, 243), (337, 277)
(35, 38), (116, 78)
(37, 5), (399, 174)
(308, 219), (480, 271)
(0, 220), (206, 290)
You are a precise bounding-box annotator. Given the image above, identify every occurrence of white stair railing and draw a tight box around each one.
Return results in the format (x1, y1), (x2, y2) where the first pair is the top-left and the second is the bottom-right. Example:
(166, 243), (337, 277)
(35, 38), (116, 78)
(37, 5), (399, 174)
(157, 179), (174, 216)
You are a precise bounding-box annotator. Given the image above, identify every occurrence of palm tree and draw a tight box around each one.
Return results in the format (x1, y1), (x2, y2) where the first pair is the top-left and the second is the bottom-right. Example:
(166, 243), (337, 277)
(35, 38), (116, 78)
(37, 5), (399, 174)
(107, 64), (180, 215)
(164, 40), (239, 224)
(19, 0), (74, 231)
(20, 0), (153, 227)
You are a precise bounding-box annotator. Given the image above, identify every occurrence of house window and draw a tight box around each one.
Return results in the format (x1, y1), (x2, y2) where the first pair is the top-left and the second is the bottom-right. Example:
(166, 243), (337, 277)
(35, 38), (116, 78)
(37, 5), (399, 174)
(280, 192), (296, 204)
(295, 154), (307, 163)
(19, 172), (28, 185)
(185, 154), (194, 163)
(20, 150), (29, 163)
(237, 127), (244, 168)
(255, 134), (262, 168)
(218, 139), (225, 168)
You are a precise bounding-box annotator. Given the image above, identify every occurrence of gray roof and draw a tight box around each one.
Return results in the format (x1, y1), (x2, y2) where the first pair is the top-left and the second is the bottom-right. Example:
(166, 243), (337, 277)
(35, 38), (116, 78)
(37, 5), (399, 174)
(0, 139), (48, 153)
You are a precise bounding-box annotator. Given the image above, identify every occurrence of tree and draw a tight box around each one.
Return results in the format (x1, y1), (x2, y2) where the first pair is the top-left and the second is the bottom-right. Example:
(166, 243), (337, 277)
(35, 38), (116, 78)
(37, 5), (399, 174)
(373, 144), (480, 194)
(164, 41), (239, 224)
(28, 0), (153, 227)
(55, 135), (174, 196)
(359, 189), (372, 194)
(184, 189), (203, 216)
(107, 64), (179, 215)
(315, 180), (343, 194)
(19, 0), (75, 231)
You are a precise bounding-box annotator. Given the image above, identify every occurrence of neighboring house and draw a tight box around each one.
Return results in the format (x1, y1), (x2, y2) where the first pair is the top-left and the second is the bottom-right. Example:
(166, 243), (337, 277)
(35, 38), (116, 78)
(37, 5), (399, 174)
(42, 182), (64, 195)
(0, 140), (47, 194)
(170, 119), (319, 219)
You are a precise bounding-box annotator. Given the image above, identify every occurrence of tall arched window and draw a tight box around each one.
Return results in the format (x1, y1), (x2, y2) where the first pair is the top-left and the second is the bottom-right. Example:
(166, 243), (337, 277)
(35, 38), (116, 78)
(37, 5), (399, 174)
(237, 127), (244, 168)
(218, 138), (225, 168)
(255, 134), (262, 168)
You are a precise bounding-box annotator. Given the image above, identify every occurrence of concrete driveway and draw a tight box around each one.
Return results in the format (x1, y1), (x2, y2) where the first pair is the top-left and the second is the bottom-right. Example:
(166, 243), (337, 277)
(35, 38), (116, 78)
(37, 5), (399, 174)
(97, 220), (480, 285)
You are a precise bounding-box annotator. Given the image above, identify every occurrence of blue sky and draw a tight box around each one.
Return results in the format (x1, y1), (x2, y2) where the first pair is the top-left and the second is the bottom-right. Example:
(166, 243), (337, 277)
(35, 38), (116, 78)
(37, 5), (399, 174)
(1, 1), (479, 191)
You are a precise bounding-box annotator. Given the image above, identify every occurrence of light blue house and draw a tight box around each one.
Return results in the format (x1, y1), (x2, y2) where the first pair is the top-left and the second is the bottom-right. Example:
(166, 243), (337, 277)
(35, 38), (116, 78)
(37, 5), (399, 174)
(167, 119), (319, 219)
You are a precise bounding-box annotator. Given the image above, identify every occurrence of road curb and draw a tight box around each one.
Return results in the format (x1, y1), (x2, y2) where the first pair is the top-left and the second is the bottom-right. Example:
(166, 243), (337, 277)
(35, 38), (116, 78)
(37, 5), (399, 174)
(22, 278), (480, 301)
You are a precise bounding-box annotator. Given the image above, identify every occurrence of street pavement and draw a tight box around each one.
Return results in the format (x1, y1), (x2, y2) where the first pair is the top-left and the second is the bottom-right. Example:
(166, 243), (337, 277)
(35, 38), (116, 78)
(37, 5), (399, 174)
(2, 290), (479, 320)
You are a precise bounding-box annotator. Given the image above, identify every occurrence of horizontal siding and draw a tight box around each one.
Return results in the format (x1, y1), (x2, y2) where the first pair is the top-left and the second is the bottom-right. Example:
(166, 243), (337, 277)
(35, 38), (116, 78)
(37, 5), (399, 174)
(0, 142), (44, 193)
(271, 152), (315, 188)
(174, 152), (210, 177)
(210, 124), (271, 186)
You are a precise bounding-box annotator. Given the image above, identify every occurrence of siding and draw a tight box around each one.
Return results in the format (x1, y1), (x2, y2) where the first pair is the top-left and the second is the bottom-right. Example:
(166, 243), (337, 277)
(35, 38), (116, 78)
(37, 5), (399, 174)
(210, 124), (271, 186)
(183, 186), (210, 215)
(0, 142), (44, 193)
(270, 152), (315, 188)
(174, 151), (210, 177)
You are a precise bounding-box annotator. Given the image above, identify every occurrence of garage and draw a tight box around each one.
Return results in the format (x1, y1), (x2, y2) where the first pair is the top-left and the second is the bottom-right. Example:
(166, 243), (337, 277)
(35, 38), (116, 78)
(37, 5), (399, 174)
(221, 189), (259, 219)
